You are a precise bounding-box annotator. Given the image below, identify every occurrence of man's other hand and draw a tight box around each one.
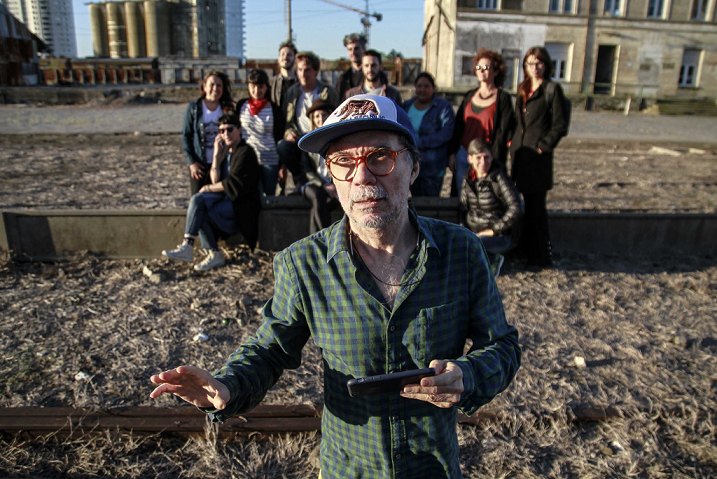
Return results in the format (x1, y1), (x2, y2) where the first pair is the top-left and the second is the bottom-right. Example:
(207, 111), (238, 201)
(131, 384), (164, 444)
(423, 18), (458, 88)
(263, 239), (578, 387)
(284, 130), (299, 142)
(399, 360), (464, 408)
(189, 162), (205, 180)
(150, 365), (230, 410)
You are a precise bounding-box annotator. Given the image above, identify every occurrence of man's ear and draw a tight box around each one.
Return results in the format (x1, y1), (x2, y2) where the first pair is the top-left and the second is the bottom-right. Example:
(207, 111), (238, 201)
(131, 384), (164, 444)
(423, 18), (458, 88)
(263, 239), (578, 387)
(409, 158), (420, 186)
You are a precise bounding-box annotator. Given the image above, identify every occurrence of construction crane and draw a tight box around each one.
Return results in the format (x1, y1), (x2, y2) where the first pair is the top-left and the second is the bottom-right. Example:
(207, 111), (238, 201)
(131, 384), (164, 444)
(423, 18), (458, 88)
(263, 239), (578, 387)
(316, 0), (382, 44)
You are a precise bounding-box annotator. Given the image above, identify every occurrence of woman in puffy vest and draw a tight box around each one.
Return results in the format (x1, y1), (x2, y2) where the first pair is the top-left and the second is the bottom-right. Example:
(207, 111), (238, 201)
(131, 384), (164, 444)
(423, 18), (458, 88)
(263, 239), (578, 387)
(460, 139), (523, 277)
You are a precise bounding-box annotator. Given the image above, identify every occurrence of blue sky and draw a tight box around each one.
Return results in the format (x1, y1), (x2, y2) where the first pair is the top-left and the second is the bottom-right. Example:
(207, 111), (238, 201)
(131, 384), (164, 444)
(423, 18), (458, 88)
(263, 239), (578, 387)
(72, 0), (425, 60)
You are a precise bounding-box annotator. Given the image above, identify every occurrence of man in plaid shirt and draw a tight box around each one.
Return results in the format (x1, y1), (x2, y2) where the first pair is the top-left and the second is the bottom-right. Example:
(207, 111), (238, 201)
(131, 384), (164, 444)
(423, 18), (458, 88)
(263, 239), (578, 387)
(151, 95), (521, 479)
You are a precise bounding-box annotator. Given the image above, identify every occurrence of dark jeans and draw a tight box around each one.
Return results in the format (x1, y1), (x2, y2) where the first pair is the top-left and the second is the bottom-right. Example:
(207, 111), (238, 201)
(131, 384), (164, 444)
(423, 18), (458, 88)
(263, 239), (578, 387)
(479, 234), (513, 265)
(277, 139), (305, 184)
(304, 184), (340, 234)
(410, 171), (445, 197)
(259, 164), (280, 196)
(189, 164), (211, 196)
(185, 193), (239, 250)
(520, 191), (551, 266)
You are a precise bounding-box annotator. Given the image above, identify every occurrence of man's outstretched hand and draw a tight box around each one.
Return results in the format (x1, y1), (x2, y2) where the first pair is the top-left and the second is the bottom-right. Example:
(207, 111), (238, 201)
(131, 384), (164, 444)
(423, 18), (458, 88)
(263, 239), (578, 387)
(150, 365), (230, 410)
(399, 359), (464, 408)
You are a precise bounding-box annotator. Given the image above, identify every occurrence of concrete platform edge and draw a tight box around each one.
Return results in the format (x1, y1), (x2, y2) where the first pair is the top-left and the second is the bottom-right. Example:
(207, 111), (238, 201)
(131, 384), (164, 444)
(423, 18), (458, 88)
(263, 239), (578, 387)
(1, 200), (715, 261)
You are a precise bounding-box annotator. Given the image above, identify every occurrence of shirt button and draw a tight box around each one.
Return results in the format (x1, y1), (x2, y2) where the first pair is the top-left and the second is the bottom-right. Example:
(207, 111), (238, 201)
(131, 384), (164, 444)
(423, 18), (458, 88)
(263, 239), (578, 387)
(395, 453), (401, 459)
(389, 325), (395, 332)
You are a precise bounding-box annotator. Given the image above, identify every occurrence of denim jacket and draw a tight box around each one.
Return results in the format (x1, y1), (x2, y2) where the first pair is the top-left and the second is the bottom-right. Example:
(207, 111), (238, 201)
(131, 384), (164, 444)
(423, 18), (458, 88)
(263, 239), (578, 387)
(182, 98), (207, 166)
(402, 95), (456, 177)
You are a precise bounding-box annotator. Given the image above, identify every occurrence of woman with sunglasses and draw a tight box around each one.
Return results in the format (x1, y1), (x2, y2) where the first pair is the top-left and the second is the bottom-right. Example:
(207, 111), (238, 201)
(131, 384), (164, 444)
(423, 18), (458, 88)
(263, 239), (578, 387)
(509, 46), (569, 269)
(182, 71), (235, 195)
(235, 69), (285, 196)
(163, 114), (261, 271)
(448, 48), (516, 197)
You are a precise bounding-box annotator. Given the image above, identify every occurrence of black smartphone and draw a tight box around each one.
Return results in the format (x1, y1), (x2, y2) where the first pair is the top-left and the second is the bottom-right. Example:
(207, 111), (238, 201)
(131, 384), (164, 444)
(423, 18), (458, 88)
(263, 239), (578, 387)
(346, 368), (436, 397)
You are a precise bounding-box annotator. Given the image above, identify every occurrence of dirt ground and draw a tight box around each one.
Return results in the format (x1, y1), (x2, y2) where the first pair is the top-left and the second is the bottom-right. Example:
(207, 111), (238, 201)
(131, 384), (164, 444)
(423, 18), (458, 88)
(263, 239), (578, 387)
(0, 134), (715, 212)
(0, 130), (716, 478)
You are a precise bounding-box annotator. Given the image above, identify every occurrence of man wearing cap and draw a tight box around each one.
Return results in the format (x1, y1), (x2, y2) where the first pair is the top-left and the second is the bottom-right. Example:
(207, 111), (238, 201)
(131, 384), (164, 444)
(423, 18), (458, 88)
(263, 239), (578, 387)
(335, 33), (367, 100)
(346, 49), (403, 104)
(150, 95), (521, 479)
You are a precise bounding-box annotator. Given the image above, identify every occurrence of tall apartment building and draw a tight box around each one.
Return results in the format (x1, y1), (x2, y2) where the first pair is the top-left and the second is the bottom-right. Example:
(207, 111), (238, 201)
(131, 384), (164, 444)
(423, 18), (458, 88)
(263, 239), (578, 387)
(424, 0), (717, 98)
(224, 0), (245, 58)
(87, 0), (245, 60)
(3, 0), (76, 57)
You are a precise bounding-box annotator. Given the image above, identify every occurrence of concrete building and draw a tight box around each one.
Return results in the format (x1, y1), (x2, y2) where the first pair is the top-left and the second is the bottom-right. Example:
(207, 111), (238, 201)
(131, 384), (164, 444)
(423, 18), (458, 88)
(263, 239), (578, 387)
(0, 2), (48, 85)
(224, 0), (245, 59)
(86, 0), (245, 61)
(3, 0), (76, 57)
(423, 0), (717, 98)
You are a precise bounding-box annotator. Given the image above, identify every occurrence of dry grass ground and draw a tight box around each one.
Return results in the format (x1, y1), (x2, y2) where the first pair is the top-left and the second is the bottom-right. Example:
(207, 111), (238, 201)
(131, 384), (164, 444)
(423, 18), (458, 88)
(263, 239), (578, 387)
(0, 250), (715, 478)
(0, 132), (715, 478)
(0, 134), (715, 212)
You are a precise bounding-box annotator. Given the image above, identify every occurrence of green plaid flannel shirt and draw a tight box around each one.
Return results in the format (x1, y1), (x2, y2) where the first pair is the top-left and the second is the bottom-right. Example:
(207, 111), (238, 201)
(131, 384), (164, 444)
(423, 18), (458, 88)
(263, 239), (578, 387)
(209, 212), (521, 479)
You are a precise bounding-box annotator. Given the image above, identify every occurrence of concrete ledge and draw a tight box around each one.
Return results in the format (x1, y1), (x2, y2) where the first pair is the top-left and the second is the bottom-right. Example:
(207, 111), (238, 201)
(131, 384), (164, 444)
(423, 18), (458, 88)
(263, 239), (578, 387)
(1, 199), (715, 261)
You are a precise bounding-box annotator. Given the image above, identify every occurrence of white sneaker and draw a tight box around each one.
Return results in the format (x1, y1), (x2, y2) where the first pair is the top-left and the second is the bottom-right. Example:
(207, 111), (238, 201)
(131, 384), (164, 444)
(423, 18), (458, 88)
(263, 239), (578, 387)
(162, 242), (193, 262)
(194, 250), (226, 271)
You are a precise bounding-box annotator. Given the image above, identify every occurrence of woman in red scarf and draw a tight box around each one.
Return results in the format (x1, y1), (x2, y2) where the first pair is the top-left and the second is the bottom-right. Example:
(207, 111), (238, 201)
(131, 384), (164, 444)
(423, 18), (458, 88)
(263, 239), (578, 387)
(235, 69), (286, 196)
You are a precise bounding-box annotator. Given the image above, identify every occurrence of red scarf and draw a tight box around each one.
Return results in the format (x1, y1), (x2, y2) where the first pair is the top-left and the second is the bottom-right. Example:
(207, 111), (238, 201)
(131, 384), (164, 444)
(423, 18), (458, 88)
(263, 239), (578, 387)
(248, 98), (269, 116)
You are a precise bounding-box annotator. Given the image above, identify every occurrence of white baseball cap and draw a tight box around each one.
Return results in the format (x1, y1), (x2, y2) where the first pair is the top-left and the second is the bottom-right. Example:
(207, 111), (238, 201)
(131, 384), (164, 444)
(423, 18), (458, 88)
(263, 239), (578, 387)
(298, 94), (416, 156)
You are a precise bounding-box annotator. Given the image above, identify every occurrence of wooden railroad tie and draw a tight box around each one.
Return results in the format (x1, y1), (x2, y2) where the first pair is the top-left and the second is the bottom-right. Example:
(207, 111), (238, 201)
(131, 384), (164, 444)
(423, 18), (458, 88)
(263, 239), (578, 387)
(0, 404), (618, 437)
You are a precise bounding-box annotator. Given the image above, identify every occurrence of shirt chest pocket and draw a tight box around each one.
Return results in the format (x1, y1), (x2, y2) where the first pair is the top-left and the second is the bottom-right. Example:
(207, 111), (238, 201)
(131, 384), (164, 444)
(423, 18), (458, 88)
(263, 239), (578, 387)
(407, 301), (466, 366)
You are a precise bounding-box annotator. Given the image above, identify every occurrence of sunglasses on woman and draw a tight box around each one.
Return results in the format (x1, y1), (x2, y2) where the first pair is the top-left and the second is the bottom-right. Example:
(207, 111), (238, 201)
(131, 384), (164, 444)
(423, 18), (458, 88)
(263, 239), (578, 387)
(219, 126), (236, 134)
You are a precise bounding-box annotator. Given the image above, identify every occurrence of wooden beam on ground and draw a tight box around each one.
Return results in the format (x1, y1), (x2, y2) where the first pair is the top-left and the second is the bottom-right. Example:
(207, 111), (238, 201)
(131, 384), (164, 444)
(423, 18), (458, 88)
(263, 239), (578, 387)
(0, 403), (623, 438)
(0, 405), (503, 437)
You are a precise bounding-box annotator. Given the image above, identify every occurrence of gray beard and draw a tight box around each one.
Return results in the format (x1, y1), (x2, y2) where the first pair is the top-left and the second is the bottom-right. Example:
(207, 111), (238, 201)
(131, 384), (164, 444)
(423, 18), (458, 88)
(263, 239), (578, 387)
(341, 185), (401, 230)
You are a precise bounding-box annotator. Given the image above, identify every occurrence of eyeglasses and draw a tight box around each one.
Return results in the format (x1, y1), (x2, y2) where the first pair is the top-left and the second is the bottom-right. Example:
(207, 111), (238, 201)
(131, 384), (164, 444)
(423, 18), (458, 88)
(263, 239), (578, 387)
(475, 64), (492, 71)
(326, 148), (408, 181)
(219, 126), (236, 134)
(524, 61), (544, 68)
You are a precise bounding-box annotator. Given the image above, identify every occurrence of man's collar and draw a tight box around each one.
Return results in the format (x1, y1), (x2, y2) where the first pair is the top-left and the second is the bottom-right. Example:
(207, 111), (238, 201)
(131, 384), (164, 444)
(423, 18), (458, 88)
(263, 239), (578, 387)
(326, 207), (440, 263)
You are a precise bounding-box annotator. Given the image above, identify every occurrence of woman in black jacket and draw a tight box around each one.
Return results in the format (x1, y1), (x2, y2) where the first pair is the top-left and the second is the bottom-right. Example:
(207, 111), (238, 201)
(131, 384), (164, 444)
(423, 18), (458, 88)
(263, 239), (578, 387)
(460, 139), (523, 277)
(509, 46), (569, 269)
(236, 69), (286, 196)
(163, 113), (261, 271)
(449, 48), (516, 197)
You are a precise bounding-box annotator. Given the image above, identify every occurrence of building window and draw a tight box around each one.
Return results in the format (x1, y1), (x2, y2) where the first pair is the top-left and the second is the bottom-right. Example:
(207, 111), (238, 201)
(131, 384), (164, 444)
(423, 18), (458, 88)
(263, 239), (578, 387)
(549, 0), (575, 13)
(545, 43), (571, 81)
(647, 0), (665, 17)
(476, 0), (499, 9)
(691, 0), (708, 19)
(679, 49), (701, 87)
(604, 0), (622, 15)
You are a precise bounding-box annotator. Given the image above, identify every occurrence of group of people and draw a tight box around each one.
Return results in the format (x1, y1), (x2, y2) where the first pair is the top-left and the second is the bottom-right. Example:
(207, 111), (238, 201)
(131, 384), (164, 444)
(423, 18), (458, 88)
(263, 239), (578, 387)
(152, 88), (521, 479)
(449, 47), (569, 273)
(164, 34), (567, 275)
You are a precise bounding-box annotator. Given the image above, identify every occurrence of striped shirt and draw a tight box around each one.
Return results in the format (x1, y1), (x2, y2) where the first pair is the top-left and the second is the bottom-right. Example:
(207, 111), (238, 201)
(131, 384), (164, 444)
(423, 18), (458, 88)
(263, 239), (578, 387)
(208, 212), (521, 479)
(239, 102), (280, 166)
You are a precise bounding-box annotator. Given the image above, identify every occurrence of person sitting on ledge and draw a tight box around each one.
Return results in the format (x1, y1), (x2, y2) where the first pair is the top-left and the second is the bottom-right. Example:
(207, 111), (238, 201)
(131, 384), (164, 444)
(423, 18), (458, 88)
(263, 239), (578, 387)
(163, 113), (261, 271)
(297, 98), (340, 233)
(460, 138), (523, 278)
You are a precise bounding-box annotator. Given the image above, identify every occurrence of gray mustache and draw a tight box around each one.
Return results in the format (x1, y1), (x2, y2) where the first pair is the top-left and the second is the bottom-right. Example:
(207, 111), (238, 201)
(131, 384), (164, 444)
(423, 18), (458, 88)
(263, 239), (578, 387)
(350, 186), (387, 203)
